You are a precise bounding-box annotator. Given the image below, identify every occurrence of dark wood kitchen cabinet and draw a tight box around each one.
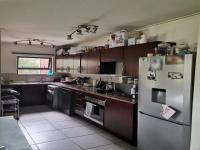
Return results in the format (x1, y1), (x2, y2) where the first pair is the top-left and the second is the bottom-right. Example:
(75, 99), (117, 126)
(104, 98), (137, 143)
(21, 84), (47, 106)
(63, 55), (74, 73)
(101, 47), (123, 62)
(2, 84), (47, 106)
(123, 42), (160, 76)
(87, 50), (100, 74)
(73, 90), (86, 117)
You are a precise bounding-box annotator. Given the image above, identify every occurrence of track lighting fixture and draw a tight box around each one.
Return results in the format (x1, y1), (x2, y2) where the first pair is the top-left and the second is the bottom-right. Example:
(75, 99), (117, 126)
(76, 29), (82, 35)
(85, 26), (91, 32)
(13, 39), (56, 48)
(67, 24), (99, 40)
(67, 35), (73, 40)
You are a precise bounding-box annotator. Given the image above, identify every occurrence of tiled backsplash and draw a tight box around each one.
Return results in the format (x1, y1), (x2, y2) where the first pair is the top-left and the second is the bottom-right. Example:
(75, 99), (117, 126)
(1, 73), (131, 84)
(69, 73), (123, 83)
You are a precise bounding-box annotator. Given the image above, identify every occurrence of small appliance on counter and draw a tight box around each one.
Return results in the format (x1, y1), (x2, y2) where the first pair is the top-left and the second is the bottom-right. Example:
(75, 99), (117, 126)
(105, 82), (115, 94)
(115, 83), (133, 98)
(95, 80), (106, 94)
(76, 77), (90, 85)
(61, 77), (77, 84)
(131, 78), (138, 100)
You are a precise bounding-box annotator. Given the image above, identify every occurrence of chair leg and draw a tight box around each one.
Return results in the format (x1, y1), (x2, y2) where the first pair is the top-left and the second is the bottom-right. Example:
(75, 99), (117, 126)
(1, 103), (4, 117)
(16, 101), (19, 120)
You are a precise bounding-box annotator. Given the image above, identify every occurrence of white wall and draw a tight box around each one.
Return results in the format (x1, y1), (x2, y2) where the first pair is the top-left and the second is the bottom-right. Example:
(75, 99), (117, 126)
(137, 14), (200, 46)
(80, 14), (200, 47)
(1, 42), (55, 73)
(190, 19), (200, 150)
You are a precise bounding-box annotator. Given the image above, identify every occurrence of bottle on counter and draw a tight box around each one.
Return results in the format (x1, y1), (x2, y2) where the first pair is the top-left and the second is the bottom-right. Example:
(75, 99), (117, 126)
(131, 78), (138, 100)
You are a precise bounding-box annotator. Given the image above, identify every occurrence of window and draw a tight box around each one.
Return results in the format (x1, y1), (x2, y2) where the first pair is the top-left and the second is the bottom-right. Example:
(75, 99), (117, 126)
(17, 56), (53, 75)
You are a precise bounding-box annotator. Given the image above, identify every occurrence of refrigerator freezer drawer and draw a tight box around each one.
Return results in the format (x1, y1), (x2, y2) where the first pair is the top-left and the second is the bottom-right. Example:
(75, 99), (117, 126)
(138, 112), (191, 150)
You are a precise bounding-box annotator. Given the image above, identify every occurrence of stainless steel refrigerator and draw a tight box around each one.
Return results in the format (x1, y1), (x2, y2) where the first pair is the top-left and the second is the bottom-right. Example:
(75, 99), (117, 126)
(138, 54), (196, 150)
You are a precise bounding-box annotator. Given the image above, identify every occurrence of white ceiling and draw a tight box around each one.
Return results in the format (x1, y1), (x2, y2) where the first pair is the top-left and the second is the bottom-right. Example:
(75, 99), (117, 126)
(0, 0), (199, 46)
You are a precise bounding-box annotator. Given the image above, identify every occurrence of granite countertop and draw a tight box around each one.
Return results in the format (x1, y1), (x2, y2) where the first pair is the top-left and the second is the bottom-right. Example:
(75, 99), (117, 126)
(52, 82), (136, 104)
(4, 81), (135, 104)
(4, 81), (52, 85)
(0, 116), (32, 150)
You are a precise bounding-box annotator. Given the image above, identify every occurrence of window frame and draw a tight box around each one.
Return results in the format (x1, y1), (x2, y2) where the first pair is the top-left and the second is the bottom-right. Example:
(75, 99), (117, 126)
(17, 56), (53, 75)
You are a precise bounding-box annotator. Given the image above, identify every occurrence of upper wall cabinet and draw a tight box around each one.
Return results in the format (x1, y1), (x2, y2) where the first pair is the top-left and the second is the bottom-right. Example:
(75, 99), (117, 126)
(80, 52), (88, 74)
(123, 42), (160, 76)
(63, 55), (74, 73)
(80, 50), (100, 74)
(86, 50), (101, 74)
(55, 55), (75, 73)
(101, 47), (123, 62)
(55, 58), (64, 73)
(56, 42), (161, 76)
(73, 54), (81, 74)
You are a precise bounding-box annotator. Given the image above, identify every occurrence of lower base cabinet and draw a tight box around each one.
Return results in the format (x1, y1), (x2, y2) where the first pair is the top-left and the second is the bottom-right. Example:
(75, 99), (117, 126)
(2, 84), (47, 106)
(21, 84), (47, 106)
(73, 91), (86, 117)
(104, 98), (137, 144)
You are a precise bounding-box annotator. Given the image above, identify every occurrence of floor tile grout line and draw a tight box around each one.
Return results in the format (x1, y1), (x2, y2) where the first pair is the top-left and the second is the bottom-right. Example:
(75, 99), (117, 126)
(18, 119), (37, 146)
(36, 138), (85, 150)
(68, 133), (115, 150)
(61, 129), (98, 139)
(19, 106), (135, 150)
(48, 120), (92, 150)
(19, 115), (71, 148)
(32, 137), (68, 145)
(85, 143), (115, 150)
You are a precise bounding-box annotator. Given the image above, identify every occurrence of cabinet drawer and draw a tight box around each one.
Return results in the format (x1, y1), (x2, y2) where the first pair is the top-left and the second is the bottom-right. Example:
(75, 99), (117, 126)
(74, 103), (84, 108)
(74, 91), (84, 98)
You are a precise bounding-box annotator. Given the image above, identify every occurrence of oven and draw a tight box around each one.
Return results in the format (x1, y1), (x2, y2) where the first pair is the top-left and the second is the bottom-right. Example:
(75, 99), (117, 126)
(84, 96), (105, 126)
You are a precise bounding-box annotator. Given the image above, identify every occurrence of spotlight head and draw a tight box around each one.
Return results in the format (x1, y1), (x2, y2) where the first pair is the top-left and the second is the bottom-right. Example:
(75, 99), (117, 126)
(67, 35), (73, 40)
(85, 26), (91, 32)
(76, 29), (82, 35)
(91, 26), (98, 33)
(14, 41), (18, 45)
(94, 26), (98, 32)
(28, 40), (32, 45)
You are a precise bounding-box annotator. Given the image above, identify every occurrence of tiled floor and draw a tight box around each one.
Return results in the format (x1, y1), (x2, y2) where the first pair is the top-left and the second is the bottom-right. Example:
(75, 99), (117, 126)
(18, 105), (137, 150)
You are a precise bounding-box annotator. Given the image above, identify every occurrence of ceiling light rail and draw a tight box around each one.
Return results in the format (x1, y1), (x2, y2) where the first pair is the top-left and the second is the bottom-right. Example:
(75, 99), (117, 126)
(13, 39), (56, 48)
(67, 24), (99, 40)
